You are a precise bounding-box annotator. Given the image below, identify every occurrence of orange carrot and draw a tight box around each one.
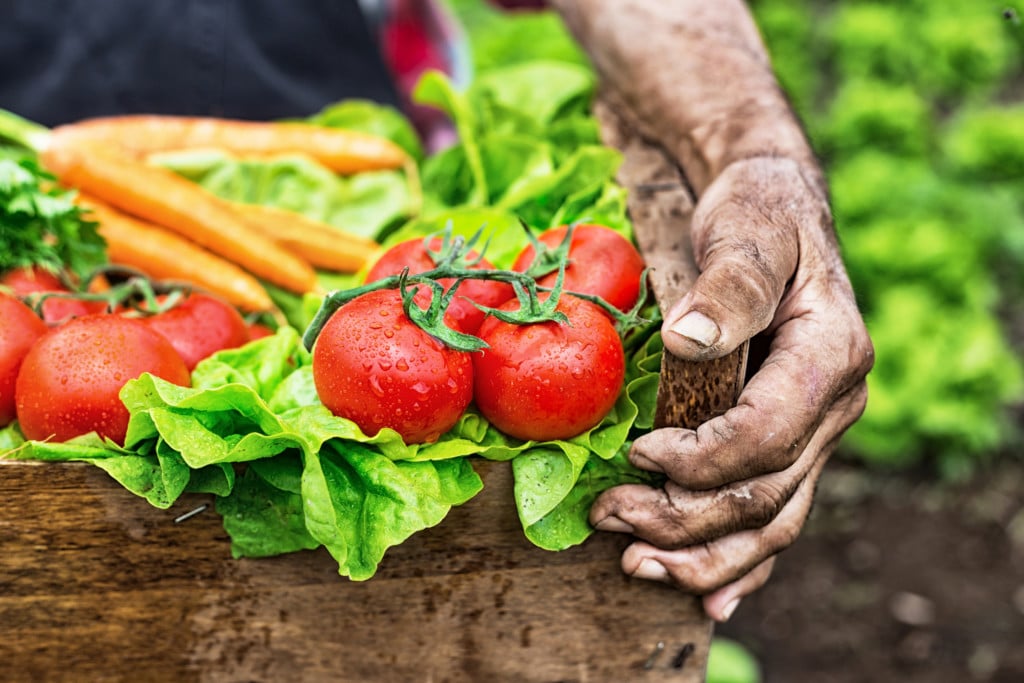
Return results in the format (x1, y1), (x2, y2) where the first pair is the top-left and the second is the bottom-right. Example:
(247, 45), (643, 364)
(80, 197), (275, 312)
(231, 203), (381, 273)
(50, 115), (409, 174)
(41, 140), (319, 295)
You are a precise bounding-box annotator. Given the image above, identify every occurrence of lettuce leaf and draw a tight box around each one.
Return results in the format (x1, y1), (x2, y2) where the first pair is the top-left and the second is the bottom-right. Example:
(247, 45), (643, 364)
(517, 449), (663, 551)
(412, 67), (628, 234)
(305, 99), (425, 161)
(301, 441), (482, 580)
(218, 463), (320, 558)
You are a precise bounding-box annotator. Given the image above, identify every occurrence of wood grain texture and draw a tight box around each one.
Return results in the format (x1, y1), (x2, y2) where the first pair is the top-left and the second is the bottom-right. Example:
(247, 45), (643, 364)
(0, 460), (710, 683)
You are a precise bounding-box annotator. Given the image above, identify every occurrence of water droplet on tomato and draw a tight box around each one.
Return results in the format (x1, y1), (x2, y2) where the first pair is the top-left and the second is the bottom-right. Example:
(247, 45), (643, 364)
(369, 321), (383, 330)
(368, 373), (387, 397)
(395, 359), (409, 371)
(409, 381), (430, 396)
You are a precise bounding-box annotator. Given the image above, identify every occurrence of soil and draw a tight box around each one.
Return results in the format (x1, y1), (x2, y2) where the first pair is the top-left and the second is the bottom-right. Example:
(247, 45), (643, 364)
(716, 457), (1024, 683)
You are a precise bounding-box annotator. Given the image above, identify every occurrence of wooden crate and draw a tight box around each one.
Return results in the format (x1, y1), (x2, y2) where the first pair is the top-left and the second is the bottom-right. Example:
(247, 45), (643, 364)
(0, 105), (745, 683)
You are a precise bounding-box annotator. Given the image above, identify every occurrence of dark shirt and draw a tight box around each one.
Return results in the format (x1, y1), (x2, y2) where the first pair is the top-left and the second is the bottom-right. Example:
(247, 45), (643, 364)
(0, 0), (401, 126)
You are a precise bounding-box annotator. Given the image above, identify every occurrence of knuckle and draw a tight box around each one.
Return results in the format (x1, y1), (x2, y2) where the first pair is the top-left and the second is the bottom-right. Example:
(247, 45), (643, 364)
(740, 480), (789, 529)
(712, 246), (781, 321)
(759, 432), (806, 475)
(671, 546), (726, 595)
(851, 324), (875, 378)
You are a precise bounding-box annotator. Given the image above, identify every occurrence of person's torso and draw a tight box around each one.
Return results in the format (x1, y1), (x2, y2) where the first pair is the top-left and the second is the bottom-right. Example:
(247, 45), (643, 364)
(0, 0), (400, 126)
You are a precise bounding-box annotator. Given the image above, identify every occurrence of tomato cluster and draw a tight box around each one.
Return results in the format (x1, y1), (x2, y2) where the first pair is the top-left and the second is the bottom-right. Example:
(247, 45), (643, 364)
(311, 224), (644, 444)
(0, 266), (256, 445)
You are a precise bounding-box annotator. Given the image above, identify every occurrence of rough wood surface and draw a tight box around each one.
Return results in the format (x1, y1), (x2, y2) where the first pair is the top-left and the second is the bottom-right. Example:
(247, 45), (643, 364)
(0, 459), (711, 683)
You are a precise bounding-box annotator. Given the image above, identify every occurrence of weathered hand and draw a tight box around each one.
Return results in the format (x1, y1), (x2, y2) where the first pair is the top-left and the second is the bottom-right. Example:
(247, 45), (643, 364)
(590, 156), (874, 621)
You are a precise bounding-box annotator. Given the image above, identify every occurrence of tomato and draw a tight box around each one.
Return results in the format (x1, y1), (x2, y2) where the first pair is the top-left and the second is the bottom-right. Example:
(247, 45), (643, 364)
(247, 323), (275, 340)
(312, 289), (473, 444)
(0, 294), (49, 427)
(142, 292), (251, 370)
(15, 314), (191, 444)
(365, 236), (515, 334)
(512, 224), (645, 312)
(1, 266), (104, 325)
(473, 295), (625, 442)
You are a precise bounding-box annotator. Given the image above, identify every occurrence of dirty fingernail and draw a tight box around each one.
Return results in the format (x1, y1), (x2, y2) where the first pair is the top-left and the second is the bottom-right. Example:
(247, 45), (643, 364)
(594, 515), (634, 534)
(634, 558), (670, 582)
(720, 598), (741, 622)
(669, 311), (720, 347)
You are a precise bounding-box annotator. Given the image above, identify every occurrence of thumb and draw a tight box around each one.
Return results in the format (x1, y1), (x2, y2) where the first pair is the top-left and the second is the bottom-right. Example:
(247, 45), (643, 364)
(663, 158), (814, 360)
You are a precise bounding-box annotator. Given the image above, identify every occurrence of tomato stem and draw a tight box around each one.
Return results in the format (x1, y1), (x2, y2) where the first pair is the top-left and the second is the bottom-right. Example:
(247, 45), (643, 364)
(302, 225), (652, 352)
(20, 264), (197, 320)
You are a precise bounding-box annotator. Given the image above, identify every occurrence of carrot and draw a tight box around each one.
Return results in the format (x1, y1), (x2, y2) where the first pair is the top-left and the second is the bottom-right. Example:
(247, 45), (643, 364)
(232, 203), (381, 273)
(41, 139), (319, 295)
(49, 115), (409, 174)
(80, 197), (275, 312)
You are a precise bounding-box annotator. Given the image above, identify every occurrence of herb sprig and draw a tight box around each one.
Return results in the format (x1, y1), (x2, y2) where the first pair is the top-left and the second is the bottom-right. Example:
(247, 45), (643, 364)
(0, 157), (106, 280)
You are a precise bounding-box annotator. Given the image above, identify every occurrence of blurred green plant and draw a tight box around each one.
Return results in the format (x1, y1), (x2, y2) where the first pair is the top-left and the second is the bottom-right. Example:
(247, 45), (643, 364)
(447, 0), (1024, 475)
(751, 0), (1024, 475)
(707, 637), (762, 683)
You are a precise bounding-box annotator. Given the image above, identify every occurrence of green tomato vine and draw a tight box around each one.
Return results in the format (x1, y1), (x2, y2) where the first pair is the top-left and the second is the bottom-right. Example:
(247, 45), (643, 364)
(302, 223), (651, 353)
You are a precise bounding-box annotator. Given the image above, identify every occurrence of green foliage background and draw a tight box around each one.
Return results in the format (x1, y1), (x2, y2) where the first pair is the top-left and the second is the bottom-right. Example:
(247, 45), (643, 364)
(749, 0), (1024, 476)
(447, 0), (1024, 477)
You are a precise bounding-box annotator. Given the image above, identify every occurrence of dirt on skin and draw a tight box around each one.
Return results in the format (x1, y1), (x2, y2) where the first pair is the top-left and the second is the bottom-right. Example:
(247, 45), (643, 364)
(716, 458), (1024, 683)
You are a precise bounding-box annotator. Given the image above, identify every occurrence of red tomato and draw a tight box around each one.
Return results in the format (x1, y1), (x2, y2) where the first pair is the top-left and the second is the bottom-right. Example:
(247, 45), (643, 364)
(142, 293), (251, 371)
(312, 289), (473, 444)
(247, 323), (275, 340)
(0, 294), (49, 427)
(364, 236), (515, 334)
(512, 224), (645, 312)
(1, 266), (104, 325)
(15, 314), (191, 445)
(473, 295), (625, 442)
